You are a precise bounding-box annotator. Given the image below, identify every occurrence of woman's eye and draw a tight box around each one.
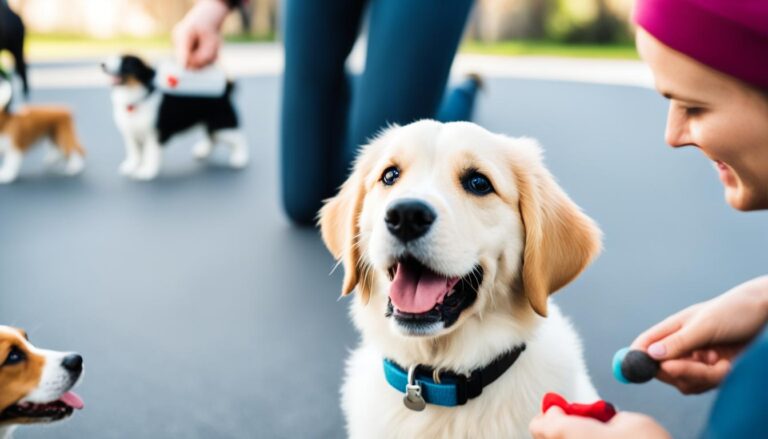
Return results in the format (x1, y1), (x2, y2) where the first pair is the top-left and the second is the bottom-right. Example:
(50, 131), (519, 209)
(4, 346), (25, 366)
(381, 166), (400, 186)
(684, 106), (704, 116)
(462, 172), (494, 196)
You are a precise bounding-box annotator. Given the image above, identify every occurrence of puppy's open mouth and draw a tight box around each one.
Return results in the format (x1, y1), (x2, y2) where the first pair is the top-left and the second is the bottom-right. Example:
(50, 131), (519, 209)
(0, 392), (84, 424)
(109, 76), (127, 86)
(385, 256), (483, 335)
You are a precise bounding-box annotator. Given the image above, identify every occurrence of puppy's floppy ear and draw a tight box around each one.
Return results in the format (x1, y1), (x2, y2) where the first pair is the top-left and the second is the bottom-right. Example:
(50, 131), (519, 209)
(319, 127), (393, 299)
(320, 168), (366, 298)
(511, 139), (602, 317)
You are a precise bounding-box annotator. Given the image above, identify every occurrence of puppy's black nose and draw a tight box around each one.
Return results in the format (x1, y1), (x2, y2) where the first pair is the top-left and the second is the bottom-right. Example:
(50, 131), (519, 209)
(385, 199), (436, 242)
(61, 354), (83, 374)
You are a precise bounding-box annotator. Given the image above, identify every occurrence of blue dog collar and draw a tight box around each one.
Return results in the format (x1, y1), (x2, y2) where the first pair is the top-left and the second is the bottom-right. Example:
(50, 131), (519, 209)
(383, 344), (526, 411)
(384, 359), (463, 408)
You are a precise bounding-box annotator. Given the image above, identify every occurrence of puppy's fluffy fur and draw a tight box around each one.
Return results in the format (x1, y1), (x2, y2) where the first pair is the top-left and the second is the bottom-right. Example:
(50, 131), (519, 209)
(0, 77), (85, 184)
(320, 120), (602, 438)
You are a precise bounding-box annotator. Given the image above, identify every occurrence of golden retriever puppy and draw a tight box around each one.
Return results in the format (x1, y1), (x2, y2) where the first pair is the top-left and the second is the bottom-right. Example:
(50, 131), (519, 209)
(320, 120), (602, 438)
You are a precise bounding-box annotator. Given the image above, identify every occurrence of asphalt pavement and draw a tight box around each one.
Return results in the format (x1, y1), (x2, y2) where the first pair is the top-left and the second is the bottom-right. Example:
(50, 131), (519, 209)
(1, 66), (766, 438)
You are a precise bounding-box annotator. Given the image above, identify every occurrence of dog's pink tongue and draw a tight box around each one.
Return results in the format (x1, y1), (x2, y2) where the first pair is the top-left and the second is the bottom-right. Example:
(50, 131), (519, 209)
(59, 391), (84, 410)
(390, 263), (460, 314)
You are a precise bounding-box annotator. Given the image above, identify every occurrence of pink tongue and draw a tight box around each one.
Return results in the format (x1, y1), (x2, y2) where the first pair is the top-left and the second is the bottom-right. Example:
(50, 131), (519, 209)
(390, 262), (460, 314)
(59, 391), (84, 410)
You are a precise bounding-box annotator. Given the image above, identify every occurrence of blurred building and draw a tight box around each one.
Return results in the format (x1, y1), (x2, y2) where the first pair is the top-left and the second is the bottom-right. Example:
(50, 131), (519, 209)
(8, 0), (629, 43)
(8, 0), (277, 38)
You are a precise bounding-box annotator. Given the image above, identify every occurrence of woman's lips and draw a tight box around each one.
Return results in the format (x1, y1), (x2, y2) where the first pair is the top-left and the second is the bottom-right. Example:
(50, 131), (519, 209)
(714, 160), (737, 186)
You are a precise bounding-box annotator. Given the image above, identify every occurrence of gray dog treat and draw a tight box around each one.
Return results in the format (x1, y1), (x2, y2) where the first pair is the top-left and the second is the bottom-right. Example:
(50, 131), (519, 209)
(621, 350), (660, 383)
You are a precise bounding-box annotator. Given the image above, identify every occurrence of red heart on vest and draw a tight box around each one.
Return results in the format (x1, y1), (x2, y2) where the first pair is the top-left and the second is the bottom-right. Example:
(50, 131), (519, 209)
(167, 75), (179, 88)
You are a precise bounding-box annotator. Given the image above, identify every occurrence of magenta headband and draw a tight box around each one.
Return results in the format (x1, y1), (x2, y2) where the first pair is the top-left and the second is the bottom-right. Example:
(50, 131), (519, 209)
(634, 0), (768, 89)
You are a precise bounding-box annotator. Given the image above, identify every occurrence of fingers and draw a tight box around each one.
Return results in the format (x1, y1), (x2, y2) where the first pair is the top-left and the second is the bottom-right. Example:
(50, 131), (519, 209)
(631, 304), (708, 360)
(187, 31), (220, 69)
(656, 358), (731, 394)
(172, 25), (194, 69)
(607, 412), (673, 439)
(530, 407), (604, 439)
(172, 0), (228, 69)
(630, 306), (696, 351)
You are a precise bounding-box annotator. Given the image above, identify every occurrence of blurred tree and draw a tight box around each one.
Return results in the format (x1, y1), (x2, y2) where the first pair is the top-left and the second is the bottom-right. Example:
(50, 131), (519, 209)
(547, 0), (631, 43)
(469, 0), (631, 43)
(250, 0), (277, 37)
(470, 0), (550, 41)
(223, 0), (276, 38)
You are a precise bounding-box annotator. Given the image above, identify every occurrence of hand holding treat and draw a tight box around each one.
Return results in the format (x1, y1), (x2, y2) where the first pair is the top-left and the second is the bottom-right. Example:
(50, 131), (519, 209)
(628, 276), (768, 394)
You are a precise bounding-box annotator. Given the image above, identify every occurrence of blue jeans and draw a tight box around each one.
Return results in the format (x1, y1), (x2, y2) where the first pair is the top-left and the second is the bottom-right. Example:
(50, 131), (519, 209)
(280, 0), (477, 225)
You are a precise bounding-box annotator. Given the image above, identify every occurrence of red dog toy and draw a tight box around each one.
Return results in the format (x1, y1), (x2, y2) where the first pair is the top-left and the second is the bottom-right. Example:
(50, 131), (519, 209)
(541, 392), (617, 423)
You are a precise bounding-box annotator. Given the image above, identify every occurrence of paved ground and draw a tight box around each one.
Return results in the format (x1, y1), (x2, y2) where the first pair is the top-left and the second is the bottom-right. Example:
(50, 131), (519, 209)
(1, 59), (766, 438)
(26, 43), (654, 89)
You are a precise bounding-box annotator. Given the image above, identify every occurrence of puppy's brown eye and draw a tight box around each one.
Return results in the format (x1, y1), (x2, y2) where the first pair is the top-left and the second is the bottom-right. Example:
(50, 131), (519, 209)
(462, 172), (494, 196)
(381, 166), (400, 186)
(3, 346), (25, 366)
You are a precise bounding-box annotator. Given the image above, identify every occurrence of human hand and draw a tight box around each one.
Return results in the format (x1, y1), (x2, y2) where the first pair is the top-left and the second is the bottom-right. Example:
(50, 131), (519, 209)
(529, 406), (671, 439)
(172, 0), (230, 69)
(631, 276), (768, 394)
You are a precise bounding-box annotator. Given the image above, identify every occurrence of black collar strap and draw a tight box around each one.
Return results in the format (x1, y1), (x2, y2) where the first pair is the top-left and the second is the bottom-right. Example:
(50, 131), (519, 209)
(125, 88), (155, 113)
(383, 343), (526, 410)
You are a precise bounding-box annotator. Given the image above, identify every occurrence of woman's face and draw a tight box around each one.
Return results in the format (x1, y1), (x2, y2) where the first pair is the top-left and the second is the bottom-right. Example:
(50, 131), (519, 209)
(637, 29), (768, 211)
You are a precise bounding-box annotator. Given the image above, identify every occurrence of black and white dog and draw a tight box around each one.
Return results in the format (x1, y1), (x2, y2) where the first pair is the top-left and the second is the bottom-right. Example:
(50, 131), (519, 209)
(0, 0), (28, 97)
(101, 55), (248, 180)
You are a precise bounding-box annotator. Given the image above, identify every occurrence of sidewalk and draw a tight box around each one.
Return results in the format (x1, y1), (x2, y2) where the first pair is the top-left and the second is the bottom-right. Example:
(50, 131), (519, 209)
(26, 42), (654, 90)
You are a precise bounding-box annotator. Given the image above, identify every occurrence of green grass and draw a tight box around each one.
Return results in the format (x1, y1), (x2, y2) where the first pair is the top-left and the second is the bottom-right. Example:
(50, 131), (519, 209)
(22, 34), (638, 61)
(24, 33), (274, 59)
(461, 40), (639, 60)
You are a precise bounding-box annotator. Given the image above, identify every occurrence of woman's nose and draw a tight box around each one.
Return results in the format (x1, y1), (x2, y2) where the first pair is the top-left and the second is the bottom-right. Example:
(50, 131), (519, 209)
(664, 105), (693, 148)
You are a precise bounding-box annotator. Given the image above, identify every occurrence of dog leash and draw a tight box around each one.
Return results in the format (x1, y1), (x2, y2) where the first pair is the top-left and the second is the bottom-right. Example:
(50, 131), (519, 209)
(383, 343), (526, 411)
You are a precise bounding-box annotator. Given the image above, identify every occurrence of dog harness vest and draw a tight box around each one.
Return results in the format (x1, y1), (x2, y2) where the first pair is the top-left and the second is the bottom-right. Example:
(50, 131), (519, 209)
(383, 343), (526, 410)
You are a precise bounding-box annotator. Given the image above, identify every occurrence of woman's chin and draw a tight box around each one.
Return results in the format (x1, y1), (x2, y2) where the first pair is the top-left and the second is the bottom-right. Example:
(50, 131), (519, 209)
(724, 186), (768, 211)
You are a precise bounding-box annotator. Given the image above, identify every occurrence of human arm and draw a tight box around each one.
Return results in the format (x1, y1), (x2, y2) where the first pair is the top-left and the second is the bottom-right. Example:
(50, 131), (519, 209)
(172, 0), (234, 69)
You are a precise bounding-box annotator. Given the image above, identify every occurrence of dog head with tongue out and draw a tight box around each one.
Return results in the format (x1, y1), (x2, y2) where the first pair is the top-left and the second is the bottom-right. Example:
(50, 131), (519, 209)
(321, 120), (601, 339)
(0, 326), (84, 439)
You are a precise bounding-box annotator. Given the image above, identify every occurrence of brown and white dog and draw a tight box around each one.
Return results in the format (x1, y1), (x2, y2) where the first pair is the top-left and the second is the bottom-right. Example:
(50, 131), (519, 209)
(0, 76), (85, 184)
(320, 120), (602, 438)
(0, 326), (84, 439)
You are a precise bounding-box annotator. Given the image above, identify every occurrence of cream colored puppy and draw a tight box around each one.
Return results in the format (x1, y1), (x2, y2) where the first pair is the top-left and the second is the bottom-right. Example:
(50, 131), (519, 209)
(320, 120), (602, 438)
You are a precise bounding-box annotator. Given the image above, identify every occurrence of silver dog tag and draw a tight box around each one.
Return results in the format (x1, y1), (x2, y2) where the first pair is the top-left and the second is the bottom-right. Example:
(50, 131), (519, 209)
(403, 383), (426, 411)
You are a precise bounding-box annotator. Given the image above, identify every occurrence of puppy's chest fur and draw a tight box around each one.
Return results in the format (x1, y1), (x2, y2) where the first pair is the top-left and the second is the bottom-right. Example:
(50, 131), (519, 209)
(111, 89), (160, 142)
(343, 305), (597, 439)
